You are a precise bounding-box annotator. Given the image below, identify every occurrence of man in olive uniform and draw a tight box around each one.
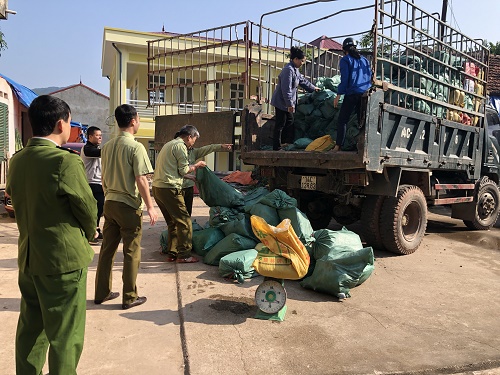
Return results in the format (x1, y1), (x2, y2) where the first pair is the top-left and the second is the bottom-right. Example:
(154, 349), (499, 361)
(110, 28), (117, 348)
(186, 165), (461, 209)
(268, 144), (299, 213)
(6, 95), (97, 375)
(94, 104), (158, 310)
(153, 125), (206, 263)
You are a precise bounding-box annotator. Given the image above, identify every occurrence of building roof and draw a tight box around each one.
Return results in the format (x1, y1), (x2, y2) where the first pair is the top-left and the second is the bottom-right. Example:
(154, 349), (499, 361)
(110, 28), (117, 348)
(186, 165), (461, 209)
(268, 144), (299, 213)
(309, 35), (343, 51)
(488, 55), (500, 96)
(49, 82), (109, 100)
(0, 73), (38, 108)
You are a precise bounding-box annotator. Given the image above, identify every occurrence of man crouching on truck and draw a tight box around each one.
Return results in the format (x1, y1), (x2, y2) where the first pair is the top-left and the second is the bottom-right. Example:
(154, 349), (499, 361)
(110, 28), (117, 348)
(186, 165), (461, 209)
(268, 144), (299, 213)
(332, 37), (372, 151)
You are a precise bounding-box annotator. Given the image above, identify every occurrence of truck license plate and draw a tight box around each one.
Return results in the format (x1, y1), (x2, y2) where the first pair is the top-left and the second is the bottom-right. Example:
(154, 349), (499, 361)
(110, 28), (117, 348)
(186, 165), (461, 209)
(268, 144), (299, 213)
(301, 176), (316, 190)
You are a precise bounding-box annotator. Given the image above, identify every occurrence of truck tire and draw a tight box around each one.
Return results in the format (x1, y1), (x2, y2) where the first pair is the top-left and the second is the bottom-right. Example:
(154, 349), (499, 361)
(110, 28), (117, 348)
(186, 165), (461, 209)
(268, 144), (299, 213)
(463, 177), (500, 230)
(360, 195), (386, 250)
(380, 185), (427, 255)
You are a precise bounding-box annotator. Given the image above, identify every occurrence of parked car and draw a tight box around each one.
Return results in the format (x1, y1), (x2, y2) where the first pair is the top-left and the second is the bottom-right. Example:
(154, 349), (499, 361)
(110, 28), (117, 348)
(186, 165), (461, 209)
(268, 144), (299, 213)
(2, 142), (85, 218)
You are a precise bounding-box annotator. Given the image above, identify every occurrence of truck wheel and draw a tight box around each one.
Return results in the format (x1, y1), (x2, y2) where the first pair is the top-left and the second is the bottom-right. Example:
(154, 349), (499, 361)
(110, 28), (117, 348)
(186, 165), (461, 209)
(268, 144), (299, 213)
(360, 195), (386, 250)
(380, 185), (427, 255)
(463, 178), (500, 230)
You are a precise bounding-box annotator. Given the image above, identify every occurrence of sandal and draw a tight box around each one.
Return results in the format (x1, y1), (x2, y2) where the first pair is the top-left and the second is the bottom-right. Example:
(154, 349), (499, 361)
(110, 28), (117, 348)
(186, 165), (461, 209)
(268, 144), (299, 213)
(176, 256), (199, 263)
(165, 254), (177, 262)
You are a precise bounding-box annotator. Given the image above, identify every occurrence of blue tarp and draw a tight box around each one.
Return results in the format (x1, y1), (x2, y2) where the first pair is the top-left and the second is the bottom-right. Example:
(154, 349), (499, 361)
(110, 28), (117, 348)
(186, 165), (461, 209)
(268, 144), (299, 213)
(0, 73), (38, 108)
(0, 72), (87, 141)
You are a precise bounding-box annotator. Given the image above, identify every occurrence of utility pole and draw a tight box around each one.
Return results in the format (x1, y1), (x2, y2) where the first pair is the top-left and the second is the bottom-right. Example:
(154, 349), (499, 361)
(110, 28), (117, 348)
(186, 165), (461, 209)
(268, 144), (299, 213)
(441, 0), (448, 24)
(439, 0), (448, 42)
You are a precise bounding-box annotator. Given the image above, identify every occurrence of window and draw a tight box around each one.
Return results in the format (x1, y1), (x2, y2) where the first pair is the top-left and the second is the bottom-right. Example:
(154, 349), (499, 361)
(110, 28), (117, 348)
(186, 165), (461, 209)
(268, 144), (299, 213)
(230, 83), (244, 110)
(148, 141), (157, 169)
(149, 75), (166, 103)
(178, 78), (193, 103)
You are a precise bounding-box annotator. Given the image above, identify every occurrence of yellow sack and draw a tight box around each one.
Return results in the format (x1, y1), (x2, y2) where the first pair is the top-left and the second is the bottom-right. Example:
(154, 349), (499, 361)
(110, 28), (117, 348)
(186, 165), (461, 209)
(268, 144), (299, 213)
(305, 135), (335, 152)
(250, 216), (310, 280)
(252, 243), (297, 280)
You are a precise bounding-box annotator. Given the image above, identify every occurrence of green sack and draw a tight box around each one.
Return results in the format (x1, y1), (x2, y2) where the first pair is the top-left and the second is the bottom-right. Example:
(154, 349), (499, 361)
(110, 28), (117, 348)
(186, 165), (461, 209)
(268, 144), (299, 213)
(249, 203), (281, 226)
(293, 138), (313, 149)
(196, 167), (244, 208)
(209, 206), (245, 227)
(296, 103), (315, 116)
(311, 89), (334, 107)
(312, 227), (363, 260)
(278, 207), (314, 246)
(300, 247), (375, 297)
(192, 227), (225, 257)
(319, 98), (337, 119)
(159, 230), (169, 254)
(218, 249), (259, 283)
(203, 233), (258, 266)
(259, 189), (297, 210)
(242, 187), (269, 208)
(219, 214), (258, 241)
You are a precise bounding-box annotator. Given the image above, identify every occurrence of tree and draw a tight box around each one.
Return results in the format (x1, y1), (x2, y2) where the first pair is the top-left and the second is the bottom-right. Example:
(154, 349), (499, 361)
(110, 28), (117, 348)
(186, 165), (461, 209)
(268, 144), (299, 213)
(482, 40), (500, 55)
(489, 42), (500, 55)
(0, 29), (7, 54)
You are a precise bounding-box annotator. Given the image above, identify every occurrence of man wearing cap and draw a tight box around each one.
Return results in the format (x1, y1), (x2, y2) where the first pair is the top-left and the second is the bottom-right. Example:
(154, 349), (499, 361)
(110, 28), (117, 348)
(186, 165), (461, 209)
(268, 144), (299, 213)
(332, 37), (372, 151)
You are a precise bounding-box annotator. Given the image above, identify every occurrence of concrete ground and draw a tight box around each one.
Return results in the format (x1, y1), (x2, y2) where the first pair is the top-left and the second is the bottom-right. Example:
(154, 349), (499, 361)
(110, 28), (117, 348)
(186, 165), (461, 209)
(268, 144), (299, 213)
(1, 197), (500, 375)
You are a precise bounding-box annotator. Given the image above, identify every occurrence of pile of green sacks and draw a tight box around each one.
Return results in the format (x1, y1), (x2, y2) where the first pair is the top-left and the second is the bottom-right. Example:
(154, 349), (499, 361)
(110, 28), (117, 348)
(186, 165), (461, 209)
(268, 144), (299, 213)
(279, 75), (360, 152)
(376, 51), (472, 119)
(176, 166), (375, 297)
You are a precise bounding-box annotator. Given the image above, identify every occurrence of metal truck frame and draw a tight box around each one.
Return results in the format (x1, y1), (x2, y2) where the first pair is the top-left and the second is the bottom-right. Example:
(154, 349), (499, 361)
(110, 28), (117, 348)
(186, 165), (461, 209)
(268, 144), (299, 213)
(149, 0), (500, 254)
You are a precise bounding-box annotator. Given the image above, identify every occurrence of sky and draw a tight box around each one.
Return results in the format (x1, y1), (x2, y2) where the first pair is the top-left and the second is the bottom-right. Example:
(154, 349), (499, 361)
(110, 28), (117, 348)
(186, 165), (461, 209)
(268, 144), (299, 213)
(1, 0), (499, 97)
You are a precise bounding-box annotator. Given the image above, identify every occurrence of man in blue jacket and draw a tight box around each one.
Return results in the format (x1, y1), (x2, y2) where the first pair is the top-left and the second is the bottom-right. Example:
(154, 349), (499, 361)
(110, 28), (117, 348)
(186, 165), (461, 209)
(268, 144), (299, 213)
(271, 46), (319, 150)
(6, 95), (97, 375)
(333, 37), (372, 151)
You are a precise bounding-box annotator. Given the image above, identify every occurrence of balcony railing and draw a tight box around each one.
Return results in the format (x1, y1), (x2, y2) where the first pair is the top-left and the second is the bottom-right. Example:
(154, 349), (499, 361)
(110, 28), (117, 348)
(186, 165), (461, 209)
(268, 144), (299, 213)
(128, 99), (157, 119)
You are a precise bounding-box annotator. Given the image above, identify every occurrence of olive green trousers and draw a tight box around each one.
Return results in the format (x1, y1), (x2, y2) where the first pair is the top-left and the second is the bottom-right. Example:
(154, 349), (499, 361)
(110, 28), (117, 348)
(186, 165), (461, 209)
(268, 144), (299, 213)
(16, 268), (88, 375)
(153, 186), (193, 258)
(95, 200), (143, 305)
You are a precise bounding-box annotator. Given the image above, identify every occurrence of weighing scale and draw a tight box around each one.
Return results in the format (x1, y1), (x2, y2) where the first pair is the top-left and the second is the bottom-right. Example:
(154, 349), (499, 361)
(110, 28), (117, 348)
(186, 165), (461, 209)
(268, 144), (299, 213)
(254, 278), (287, 321)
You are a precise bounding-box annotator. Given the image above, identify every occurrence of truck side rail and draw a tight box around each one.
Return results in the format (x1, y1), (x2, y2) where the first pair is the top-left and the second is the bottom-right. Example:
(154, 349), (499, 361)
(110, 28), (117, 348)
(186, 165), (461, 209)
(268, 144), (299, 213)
(147, 21), (343, 115)
(372, 0), (489, 128)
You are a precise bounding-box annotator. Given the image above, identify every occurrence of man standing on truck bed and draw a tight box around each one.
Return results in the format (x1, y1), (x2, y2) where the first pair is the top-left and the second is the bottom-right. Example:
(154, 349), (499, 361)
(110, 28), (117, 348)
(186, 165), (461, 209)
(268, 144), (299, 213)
(333, 37), (372, 152)
(271, 46), (319, 150)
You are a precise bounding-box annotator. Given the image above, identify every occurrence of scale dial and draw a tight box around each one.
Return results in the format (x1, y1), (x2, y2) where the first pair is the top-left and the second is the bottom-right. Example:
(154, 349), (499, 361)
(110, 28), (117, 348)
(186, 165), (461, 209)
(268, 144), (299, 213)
(255, 279), (286, 314)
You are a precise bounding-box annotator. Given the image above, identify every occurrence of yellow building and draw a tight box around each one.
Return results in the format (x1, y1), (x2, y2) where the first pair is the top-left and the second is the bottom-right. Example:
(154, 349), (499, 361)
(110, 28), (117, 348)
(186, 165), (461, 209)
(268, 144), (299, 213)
(101, 23), (340, 171)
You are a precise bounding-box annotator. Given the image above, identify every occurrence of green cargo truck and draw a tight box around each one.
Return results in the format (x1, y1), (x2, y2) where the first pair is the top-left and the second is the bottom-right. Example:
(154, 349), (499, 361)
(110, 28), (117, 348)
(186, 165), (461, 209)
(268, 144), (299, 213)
(240, 1), (500, 254)
(149, 0), (500, 254)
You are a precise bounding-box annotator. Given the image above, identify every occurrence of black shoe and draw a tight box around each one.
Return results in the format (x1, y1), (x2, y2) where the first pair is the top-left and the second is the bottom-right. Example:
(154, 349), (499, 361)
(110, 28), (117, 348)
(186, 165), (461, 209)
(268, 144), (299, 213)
(96, 228), (103, 240)
(89, 237), (99, 245)
(122, 296), (147, 310)
(94, 292), (120, 304)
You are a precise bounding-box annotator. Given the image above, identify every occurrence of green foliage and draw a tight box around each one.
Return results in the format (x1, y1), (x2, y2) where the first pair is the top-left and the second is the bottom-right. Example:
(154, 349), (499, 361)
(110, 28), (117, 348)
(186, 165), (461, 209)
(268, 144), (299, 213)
(489, 42), (500, 55)
(0, 29), (7, 54)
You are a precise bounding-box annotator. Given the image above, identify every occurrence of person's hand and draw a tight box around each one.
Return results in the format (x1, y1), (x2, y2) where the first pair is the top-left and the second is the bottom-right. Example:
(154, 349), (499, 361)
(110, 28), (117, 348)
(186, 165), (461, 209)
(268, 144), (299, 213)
(196, 161), (207, 169)
(184, 174), (196, 182)
(221, 144), (233, 151)
(147, 207), (158, 226)
(314, 86), (321, 92)
(333, 95), (340, 108)
(287, 106), (294, 113)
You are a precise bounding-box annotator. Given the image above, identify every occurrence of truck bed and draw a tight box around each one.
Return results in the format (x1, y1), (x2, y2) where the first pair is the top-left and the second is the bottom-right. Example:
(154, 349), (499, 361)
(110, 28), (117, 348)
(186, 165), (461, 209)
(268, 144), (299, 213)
(241, 90), (484, 180)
